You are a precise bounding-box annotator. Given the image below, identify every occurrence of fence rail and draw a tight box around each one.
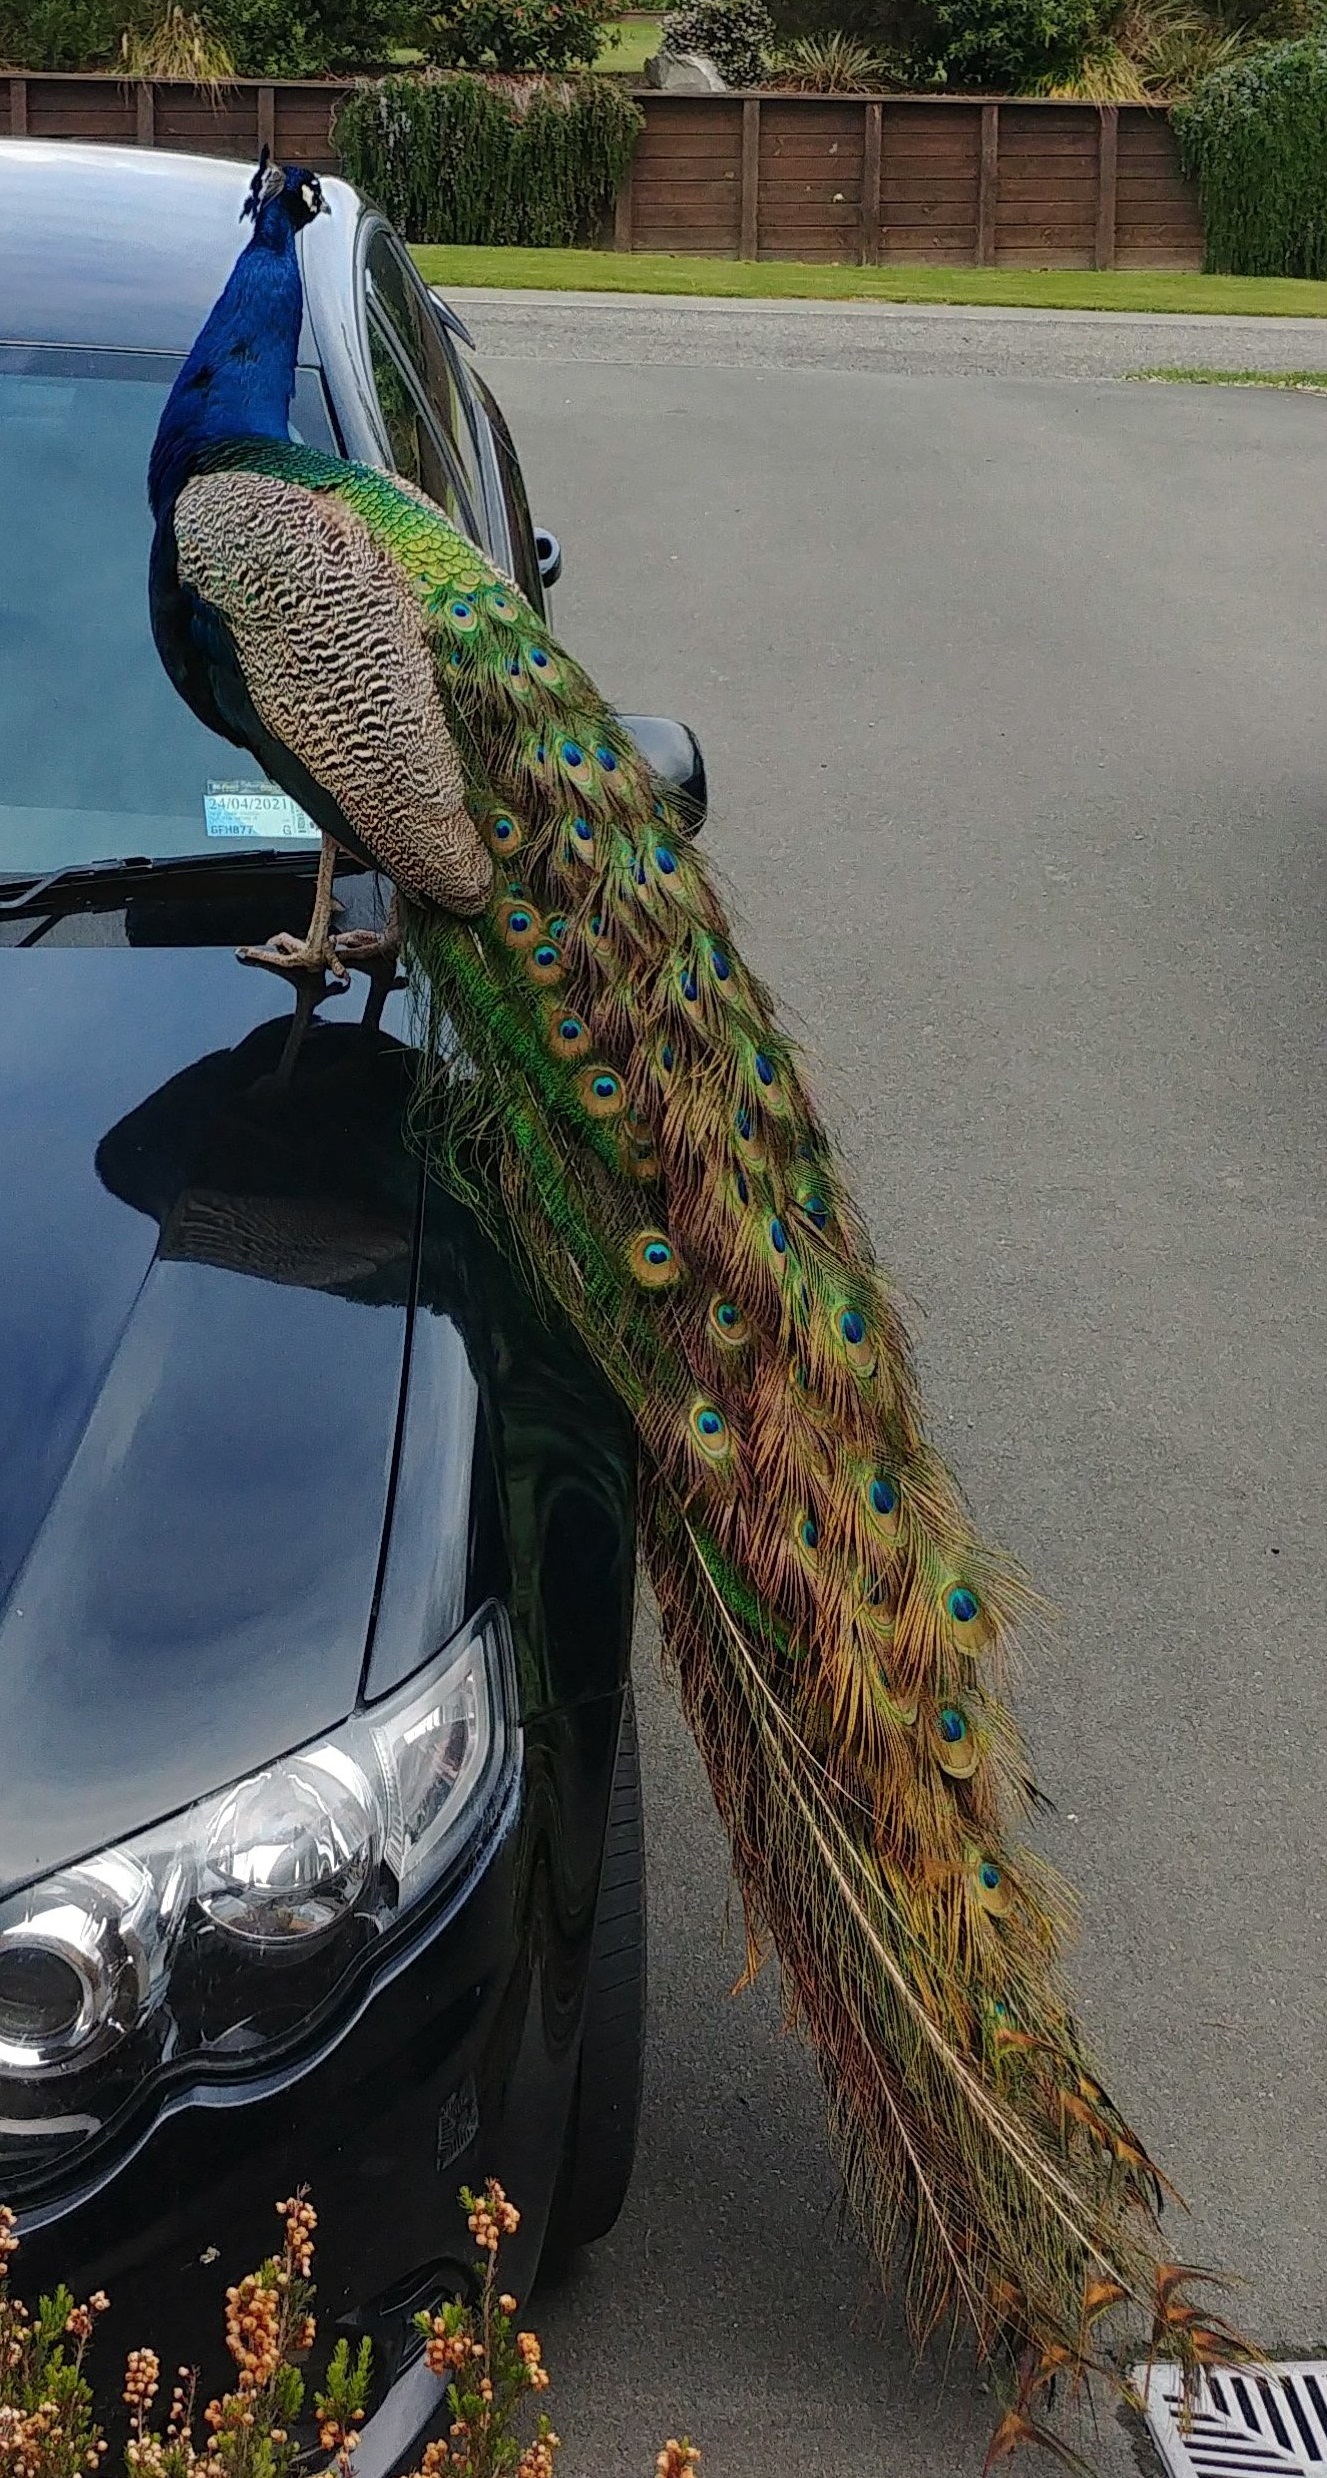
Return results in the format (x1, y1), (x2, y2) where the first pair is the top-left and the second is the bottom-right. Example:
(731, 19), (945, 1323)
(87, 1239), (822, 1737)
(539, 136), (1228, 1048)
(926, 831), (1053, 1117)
(1, 76), (1205, 269)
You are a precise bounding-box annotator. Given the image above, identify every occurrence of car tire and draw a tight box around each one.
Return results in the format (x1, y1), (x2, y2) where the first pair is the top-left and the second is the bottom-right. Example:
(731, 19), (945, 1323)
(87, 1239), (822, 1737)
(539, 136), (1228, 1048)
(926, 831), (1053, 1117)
(541, 1688), (647, 2265)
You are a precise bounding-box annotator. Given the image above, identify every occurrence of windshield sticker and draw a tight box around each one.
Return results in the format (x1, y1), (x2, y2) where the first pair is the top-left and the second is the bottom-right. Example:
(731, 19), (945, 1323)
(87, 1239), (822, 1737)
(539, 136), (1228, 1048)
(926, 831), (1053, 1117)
(205, 781), (320, 841)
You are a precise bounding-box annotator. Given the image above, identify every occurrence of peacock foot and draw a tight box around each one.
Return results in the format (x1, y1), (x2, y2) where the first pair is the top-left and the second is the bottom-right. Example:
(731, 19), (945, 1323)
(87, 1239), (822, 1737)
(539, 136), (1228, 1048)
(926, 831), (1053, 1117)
(330, 926), (401, 970)
(236, 929), (351, 984)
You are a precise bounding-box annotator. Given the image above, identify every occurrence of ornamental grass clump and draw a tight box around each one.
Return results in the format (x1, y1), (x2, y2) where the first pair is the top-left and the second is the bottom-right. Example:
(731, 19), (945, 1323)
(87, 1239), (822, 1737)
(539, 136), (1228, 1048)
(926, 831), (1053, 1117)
(0, 2186), (694, 2478)
(764, 29), (896, 84)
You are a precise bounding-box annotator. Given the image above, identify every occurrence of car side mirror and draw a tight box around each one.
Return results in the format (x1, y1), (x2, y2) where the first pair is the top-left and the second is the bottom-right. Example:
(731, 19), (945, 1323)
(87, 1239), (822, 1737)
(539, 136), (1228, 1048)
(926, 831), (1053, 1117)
(535, 528), (562, 591)
(616, 716), (707, 837)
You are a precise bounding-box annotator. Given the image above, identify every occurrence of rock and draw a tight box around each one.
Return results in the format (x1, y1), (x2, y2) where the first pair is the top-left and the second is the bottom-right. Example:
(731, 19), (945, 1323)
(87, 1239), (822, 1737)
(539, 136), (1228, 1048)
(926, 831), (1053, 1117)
(644, 47), (728, 90)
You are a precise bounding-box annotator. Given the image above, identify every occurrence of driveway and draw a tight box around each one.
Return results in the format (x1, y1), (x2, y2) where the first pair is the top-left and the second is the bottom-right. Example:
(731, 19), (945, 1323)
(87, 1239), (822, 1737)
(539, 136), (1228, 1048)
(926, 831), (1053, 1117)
(459, 298), (1327, 2478)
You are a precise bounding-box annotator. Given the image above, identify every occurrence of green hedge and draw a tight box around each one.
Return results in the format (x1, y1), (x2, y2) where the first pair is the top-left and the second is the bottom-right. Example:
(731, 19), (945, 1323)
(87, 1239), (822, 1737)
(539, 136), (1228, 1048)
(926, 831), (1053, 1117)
(1175, 39), (1327, 276)
(334, 72), (643, 247)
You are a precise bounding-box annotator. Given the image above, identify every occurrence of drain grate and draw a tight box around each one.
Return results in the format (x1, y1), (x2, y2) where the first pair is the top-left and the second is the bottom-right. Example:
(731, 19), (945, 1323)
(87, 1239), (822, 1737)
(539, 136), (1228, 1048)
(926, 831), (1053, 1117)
(1136, 2362), (1327, 2476)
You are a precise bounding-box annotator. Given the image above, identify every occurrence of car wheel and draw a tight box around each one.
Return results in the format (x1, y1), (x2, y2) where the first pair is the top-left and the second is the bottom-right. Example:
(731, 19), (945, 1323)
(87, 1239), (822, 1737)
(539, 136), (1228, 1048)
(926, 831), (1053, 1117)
(541, 1687), (647, 2265)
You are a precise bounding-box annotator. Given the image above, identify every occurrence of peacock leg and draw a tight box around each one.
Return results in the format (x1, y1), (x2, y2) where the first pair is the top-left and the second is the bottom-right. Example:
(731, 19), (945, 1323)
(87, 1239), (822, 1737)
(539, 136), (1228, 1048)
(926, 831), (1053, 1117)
(359, 960), (405, 1038)
(329, 888), (404, 1033)
(236, 831), (350, 981)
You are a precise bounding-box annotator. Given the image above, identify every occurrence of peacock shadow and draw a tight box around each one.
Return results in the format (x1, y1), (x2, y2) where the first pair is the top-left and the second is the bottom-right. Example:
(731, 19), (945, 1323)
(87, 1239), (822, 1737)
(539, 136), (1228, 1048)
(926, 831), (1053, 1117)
(94, 1003), (420, 1311)
(93, 1001), (638, 1719)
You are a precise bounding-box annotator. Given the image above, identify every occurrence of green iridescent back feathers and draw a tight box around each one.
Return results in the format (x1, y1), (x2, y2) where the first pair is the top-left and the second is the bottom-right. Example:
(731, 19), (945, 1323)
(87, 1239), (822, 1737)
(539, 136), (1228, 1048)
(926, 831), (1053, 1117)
(212, 440), (1247, 2460)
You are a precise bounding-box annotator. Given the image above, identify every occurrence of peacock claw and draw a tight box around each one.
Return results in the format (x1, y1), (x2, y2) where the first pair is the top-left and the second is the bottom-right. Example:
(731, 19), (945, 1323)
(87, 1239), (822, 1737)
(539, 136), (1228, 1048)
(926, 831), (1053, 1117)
(236, 931), (351, 985)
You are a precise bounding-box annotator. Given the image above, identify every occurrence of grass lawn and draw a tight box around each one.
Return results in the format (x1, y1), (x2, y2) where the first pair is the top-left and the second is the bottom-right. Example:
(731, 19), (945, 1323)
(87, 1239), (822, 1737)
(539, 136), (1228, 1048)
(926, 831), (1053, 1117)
(596, 13), (662, 70)
(1130, 364), (1327, 385)
(411, 244), (1327, 319)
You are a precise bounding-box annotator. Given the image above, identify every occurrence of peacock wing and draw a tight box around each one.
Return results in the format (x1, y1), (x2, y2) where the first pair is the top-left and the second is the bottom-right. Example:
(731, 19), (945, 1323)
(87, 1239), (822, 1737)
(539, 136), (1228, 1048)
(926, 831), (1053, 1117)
(171, 468), (493, 914)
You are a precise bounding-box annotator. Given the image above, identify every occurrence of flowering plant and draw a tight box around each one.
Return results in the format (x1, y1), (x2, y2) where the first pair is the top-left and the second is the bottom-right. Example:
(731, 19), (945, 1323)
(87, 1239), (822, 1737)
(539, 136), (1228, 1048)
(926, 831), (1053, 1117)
(0, 2186), (695, 2478)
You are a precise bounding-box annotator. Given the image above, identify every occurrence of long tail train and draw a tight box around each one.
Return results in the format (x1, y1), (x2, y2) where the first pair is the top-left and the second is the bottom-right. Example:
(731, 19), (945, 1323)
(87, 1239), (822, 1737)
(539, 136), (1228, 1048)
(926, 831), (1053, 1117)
(140, 156), (1254, 2462)
(163, 418), (1252, 2458)
(392, 565), (1255, 2456)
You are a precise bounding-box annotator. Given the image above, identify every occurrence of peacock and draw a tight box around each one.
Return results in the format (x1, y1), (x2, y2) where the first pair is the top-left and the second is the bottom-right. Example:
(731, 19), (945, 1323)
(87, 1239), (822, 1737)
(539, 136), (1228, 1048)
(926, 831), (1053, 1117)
(148, 155), (1253, 2468)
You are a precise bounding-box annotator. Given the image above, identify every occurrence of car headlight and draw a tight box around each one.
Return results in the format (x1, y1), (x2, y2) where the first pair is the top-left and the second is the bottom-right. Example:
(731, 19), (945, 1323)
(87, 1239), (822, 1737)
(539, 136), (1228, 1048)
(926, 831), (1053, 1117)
(197, 1747), (380, 1951)
(0, 1850), (187, 2074)
(0, 1605), (515, 2139)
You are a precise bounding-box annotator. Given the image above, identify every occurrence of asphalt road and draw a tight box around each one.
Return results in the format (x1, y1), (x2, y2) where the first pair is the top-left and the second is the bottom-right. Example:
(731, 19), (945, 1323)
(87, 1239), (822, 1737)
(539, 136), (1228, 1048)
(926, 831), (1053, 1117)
(447, 283), (1327, 379)
(473, 304), (1327, 2478)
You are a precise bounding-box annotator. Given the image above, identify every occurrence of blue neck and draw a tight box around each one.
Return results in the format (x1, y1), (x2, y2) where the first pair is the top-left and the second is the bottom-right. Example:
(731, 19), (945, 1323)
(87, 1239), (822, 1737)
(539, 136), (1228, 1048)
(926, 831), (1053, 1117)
(149, 195), (302, 522)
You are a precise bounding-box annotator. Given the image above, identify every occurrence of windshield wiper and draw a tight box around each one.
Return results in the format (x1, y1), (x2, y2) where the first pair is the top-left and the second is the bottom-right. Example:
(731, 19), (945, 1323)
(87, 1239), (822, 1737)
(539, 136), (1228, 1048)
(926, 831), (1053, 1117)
(0, 845), (337, 920)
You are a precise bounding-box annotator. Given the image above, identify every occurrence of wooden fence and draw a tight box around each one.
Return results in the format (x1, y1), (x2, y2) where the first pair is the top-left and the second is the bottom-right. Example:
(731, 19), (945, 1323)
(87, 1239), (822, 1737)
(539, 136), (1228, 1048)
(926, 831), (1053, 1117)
(618, 95), (1203, 269)
(2, 72), (349, 165)
(1, 76), (1205, 270)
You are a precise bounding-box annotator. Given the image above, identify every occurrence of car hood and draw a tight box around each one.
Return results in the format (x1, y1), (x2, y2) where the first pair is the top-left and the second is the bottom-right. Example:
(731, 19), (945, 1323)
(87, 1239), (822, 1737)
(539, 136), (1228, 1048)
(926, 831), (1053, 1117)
(0, 948), (422, 1897)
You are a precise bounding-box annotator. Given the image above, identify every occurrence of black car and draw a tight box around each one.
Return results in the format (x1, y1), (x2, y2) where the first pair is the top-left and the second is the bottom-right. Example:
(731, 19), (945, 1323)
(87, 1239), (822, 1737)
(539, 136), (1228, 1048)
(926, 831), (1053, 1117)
(0, 139), (701, 2465)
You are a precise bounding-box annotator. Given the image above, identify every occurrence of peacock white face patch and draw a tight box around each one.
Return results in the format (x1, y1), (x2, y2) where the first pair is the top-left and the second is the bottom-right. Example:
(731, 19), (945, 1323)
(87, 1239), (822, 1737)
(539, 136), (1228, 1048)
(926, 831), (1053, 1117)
(1136, 2362), (1327, 2476)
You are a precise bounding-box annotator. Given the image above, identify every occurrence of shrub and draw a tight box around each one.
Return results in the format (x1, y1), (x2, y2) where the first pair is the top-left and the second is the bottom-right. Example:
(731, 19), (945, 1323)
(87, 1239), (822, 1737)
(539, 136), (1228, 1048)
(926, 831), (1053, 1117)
(761, 0), (1111, 83)
(660, 0), (775, 82)
(0, 0), (121, 69)
(1028, 2), (1250, 99)
(338, 71), (643, 243)
(759, 0), (928, 58)
(417, 0), (614, 71)
(916, 0), (1106, 86)
(0, 2182), (697, 2478)
(0, 0), (414, 68)
(216, 0), (414, 71)
(1174, 35), (1327, 269)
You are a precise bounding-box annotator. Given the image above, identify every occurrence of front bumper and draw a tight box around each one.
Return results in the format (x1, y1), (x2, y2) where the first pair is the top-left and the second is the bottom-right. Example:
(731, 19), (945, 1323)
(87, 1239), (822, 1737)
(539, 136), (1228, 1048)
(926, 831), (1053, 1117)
(7, 1692), (623, 2452)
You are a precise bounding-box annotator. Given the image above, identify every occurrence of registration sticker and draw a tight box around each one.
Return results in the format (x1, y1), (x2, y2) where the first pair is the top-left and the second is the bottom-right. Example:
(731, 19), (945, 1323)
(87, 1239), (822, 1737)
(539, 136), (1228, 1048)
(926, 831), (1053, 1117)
(204, 781), (320, 841)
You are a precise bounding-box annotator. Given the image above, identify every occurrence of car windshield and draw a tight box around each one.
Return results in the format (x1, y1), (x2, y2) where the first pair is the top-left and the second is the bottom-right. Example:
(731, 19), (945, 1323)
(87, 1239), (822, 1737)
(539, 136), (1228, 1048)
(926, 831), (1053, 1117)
(0, 344), (338, 879)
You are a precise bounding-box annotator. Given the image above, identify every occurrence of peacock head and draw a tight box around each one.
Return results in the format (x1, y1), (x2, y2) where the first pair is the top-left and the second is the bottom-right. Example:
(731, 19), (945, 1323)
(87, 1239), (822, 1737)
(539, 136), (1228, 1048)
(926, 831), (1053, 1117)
(240, 147), (326, 236)
(147, 148), (326, 520)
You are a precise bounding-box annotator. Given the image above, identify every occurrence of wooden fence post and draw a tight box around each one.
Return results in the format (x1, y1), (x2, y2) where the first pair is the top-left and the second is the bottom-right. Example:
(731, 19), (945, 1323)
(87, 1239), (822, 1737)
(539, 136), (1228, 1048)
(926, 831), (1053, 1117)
(976, 102), (998, 266)
(9, 76), (27, 135)
(136, 80), (154, 143)
(1095, 103), (1118, 269)
(861, 99), (882, 267)
(614, 154), (634, 250)
(257, 82), (275, 156)
(740, 96), (760, 261)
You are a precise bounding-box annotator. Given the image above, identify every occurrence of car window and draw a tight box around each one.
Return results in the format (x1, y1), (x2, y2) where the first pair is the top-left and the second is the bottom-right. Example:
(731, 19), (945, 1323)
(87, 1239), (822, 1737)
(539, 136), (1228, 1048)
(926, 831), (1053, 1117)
(365, 227), (428, 377)
(366, 307), (476, 533)
(365, 229), (484, 533)
(0, 344), (337, 876)
(366, 309), (425, 488)
(417, 313), (486, 521)
(473, 374), (545, 614)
